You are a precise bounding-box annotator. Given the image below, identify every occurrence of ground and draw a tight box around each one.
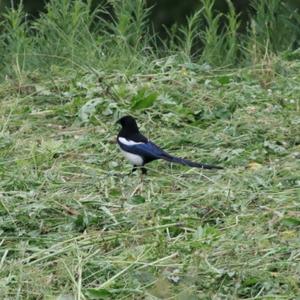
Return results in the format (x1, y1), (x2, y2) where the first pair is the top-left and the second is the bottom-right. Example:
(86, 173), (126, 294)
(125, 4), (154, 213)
(0, 57), (299, 299)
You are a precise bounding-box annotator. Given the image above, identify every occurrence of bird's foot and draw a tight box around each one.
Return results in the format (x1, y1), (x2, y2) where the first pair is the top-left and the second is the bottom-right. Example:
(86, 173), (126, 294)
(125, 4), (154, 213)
(129, 166), (147, 176)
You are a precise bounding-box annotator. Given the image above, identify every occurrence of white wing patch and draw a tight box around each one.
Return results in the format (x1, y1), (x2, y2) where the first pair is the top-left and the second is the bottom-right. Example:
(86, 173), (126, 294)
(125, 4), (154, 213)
(118, 137), (145, 146)
(120, 149), (144, 166)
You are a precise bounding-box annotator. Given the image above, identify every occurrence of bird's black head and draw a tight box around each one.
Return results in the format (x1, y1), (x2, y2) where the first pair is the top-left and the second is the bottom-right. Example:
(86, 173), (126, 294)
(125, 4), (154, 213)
(117, 115), (139, 132)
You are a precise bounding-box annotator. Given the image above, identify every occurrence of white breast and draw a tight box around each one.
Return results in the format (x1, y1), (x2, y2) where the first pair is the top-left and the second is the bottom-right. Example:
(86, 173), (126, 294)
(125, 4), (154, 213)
(120, 149), (144, 166)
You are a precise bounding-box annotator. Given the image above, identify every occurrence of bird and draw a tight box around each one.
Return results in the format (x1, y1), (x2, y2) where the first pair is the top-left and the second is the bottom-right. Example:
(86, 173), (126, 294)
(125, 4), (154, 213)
(116, 115), (223, 174)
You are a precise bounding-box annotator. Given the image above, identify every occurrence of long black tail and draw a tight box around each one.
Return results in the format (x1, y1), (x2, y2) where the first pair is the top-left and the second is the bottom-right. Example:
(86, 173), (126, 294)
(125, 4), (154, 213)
(161, 154), (223, 170)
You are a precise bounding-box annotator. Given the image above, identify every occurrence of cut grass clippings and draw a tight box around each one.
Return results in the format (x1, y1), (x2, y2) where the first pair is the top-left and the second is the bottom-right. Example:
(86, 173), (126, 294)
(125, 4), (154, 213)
(0, 58), (299, 298)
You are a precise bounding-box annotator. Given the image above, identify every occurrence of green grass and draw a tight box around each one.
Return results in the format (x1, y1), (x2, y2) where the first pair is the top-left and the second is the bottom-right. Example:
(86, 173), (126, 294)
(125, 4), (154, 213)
(1, 0), (300, 79)
(0, 55), (299, 299)
(0, 0), (300, 298)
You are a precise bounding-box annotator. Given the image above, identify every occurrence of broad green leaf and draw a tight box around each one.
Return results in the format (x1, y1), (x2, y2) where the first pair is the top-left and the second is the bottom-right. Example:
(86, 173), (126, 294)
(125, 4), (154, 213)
(85, 288), (112, 299)
(217, 76), (231, 85)
(130, 195), (145, 204)
(281, 217), (300, 227)
(78, 98), (103, 123)
(243, 276), (260, 287)
(131, 89), (157, 110)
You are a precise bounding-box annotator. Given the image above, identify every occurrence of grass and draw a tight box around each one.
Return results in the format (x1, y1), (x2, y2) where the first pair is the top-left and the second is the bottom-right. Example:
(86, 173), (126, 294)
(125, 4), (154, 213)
(0, 0), (300, 298)
(0, 55), (299, 299)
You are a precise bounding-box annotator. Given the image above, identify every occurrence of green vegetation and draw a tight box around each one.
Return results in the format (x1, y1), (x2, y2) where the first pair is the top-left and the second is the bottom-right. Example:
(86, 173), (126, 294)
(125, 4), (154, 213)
(0, 0), (299, 298)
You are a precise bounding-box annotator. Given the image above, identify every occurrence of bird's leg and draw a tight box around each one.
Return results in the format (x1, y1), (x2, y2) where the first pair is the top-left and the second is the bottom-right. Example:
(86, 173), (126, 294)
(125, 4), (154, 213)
(131, 165), (138, 173)
(140, 167), (147, 183)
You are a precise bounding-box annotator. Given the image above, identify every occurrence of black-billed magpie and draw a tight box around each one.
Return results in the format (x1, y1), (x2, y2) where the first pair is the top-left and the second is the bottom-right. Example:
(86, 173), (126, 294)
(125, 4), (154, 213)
(117, 115), (223, 174)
